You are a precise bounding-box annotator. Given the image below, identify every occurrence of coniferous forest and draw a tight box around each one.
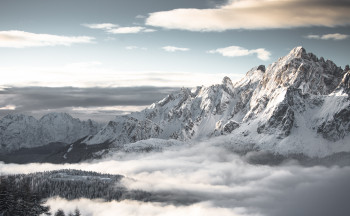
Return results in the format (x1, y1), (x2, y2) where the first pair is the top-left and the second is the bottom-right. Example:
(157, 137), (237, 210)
(0, 169), (152, 215)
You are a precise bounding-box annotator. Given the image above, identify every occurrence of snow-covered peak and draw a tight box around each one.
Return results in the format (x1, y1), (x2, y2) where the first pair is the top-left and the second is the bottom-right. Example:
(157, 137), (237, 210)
(286, 46), (306, 59)
(40, 112), (74, 121)
(0, 113), (101, 152)
(258, 47), (343, 96)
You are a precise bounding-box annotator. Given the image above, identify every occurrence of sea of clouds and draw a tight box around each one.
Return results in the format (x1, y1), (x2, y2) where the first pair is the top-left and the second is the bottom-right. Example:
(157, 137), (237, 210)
(1, 140), (349, 216)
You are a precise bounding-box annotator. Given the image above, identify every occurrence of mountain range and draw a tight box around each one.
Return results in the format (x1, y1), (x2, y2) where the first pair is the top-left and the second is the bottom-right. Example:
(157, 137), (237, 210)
(1, 46), (349, 162)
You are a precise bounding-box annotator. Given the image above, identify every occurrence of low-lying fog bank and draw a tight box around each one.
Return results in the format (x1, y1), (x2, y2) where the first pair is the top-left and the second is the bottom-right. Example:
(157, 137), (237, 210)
(1, 140), (350, 216)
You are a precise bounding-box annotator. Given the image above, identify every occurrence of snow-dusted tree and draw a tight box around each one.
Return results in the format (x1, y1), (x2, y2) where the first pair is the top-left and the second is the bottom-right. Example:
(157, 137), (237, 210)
(0, 176), (50, 216)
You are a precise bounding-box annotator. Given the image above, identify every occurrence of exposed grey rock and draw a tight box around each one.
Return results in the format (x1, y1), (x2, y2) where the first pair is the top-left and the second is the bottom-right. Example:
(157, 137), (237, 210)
(223, 121), (240, 134)
(257, 103), (295, 138)
(317, 107), (350, 141)
(257, 65), (266, 72)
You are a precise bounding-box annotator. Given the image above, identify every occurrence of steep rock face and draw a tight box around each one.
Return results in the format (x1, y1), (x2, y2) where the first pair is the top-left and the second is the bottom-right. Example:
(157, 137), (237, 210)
(317, 107), (350, 141)
(244, 47), (345, 138)
(0, 113), (100, 152)
(315, 69), (350, 141)
(337, 68), (350, 94)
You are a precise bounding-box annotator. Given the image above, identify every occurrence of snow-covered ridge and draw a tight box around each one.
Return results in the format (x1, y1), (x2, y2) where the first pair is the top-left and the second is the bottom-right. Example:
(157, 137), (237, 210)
(84, 46), (350, 157)
(1, 47), (349, 157)
(0, 113), (100, 152)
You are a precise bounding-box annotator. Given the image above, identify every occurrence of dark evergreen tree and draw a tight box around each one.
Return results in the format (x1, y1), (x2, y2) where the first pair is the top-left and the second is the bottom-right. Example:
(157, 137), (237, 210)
(0, 176), (15, 215)
(74, 208), (81, 216)
(0, 176), (50, 216)
(55, 209), (65, 216)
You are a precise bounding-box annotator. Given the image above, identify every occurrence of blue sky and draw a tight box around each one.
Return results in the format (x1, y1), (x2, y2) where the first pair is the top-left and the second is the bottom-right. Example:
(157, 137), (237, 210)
(0, 0), (349, 120)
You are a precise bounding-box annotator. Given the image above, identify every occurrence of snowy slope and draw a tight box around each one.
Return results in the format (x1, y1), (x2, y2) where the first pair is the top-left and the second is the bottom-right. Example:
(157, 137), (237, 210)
(0, 113), (101, 152)
(84, 47), (350, 157)
(84, 65), (264, 145)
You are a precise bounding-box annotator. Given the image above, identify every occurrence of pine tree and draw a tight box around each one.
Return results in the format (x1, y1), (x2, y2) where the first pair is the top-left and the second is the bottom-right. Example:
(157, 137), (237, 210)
(74, 208), (81, 216)
(0, 176), (50, 216)
(0, 176), (15, 216)
(55, 209), (66, 216)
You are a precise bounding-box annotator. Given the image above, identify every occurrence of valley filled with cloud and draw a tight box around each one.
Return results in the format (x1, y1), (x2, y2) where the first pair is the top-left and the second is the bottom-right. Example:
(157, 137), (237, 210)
(1, 139), (349, 216)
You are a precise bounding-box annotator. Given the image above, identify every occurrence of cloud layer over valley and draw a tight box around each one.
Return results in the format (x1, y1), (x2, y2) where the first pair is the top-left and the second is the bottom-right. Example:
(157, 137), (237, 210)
(1, 140), (349, 216)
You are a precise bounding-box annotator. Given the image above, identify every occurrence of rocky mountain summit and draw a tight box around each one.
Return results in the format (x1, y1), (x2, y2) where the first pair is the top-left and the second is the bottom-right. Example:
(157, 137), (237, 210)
(82, 47), (349, 157)
(1, 47), (349, 158)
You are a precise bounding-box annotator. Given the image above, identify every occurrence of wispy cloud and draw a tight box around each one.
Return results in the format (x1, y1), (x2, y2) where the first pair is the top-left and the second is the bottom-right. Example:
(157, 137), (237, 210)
(146, 0), (350, 31)
(125, 46), (147, 50)
(0, 30), (94, 48)
(108, 27), (147, 34)
(162, 46), (190, 52)
(125, 46), (139, 50)
(83, 23), (156, 34)
(306, 33), (349, 40)
(143, 29), (157, 33)
(0, 105), (16, 110)
(208, 46), (271, 61)
(135, 15), (146, 19)
(82, 23), (118, 30)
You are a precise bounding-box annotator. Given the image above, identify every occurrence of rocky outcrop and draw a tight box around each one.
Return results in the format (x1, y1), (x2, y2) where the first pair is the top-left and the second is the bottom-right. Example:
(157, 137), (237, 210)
(317, 107), (350, 141)
(339, 69), (350, 94)
(222, 120), (240, 134)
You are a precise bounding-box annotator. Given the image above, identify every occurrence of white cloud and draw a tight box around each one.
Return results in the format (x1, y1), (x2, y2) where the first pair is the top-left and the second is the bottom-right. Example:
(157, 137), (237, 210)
(125, 46), (139, 50)
(0, 105), (16, 110)
(0, 30), (94, 48)
(208, 46), (271, 60)
(136, 15), (146, 19)
(306, 33), (349, 40)
(82, 23), (118, 30)
(146, 0), (350, 31)
(143, 29), (157, 33)
(108, 26), (146, 34)
(107, 26), (156, 34)
(46, 198), (241, 216)
(162, 46), (190, 52)
(125, 46), (147, 50)
(83, 23), (156, 34)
